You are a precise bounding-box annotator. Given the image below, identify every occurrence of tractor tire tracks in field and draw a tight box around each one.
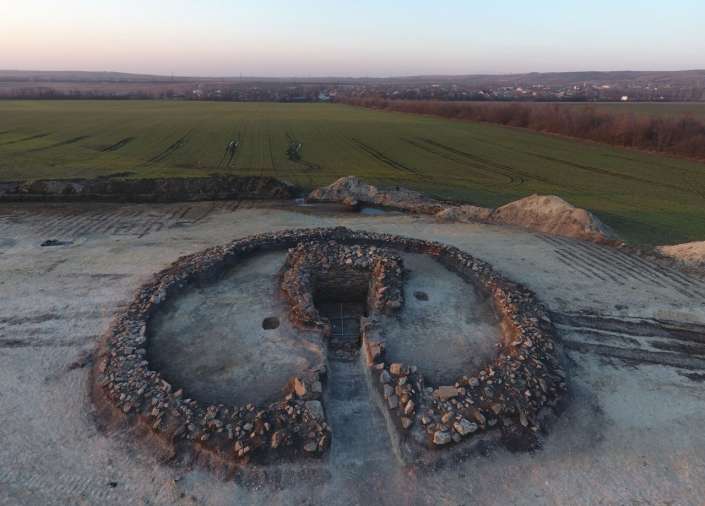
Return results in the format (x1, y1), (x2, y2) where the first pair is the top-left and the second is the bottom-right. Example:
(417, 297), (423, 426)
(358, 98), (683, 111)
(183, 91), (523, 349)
(102, 137), (135, 152)
(460, 131), (702, 199)
(27, 135), (91, 153)
(351, 138), (429, 180)
(286, 130), (322, 187)
(599, 152), (705, 198)
(0, 132), (51, 147)
(416, 137), (571, 187)
(404, 137), (517, 185)
(525, 151), (705, 199)
(134, 130), (192, 169)
(267, 128), (276, 177)
(146, 131), (191, 164)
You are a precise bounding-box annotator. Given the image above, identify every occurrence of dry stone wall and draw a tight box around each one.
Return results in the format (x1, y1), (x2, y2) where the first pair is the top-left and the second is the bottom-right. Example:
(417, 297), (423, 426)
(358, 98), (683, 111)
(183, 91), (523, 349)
(280, 241), (404, 333)
(92, 226), (566, 471)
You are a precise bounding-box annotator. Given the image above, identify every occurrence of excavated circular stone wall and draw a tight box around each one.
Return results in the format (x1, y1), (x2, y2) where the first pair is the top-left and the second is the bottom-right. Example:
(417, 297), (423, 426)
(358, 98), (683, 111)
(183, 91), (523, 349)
(92, 227), (566, 469)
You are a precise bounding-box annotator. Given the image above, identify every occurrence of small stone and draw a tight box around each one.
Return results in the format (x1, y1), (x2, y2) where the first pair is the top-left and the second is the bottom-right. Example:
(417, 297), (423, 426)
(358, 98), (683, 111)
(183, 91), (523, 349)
(387, 395), (399, 409)
(433, 430), (451, 445)
(433, 386), (459, 401)
(380, 370), (392, 384)
(404, 400), (415, 416)
(383, 384), (394, 399)
(453, 418), (478, 436)
(294, 377), (307, 398)
(303, 440), (318, 452)
(271, 430), (286, 449)
(305, 400), (325, 420)
(470, 409), (486, 425)
(390, 363), (407, 376)
(401, 417), (413, 429)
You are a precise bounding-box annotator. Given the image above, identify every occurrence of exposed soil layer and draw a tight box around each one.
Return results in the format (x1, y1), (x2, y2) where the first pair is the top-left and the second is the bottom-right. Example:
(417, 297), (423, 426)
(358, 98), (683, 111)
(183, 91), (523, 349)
(0, 175), (297, 202)
(148, 251), (323, 407)
(656, 241), (705, 269)
(308, 176), (617, 243)
(378, 253), (501, 385)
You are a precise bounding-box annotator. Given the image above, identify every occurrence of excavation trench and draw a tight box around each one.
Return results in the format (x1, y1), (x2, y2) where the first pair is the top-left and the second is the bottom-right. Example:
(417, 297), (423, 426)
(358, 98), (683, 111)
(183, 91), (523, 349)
(136, 229), (542, 470)
(317, 299), (399, 471)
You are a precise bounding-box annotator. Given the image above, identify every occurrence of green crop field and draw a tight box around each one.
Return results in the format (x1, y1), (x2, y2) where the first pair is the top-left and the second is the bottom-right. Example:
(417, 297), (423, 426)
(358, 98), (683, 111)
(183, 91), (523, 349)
(1, 100), (705, 245)
(557, 101), (705, 120)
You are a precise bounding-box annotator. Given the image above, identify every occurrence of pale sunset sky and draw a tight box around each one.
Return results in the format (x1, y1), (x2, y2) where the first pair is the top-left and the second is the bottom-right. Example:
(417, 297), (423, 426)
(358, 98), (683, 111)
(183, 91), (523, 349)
(2, 0), (704, 77)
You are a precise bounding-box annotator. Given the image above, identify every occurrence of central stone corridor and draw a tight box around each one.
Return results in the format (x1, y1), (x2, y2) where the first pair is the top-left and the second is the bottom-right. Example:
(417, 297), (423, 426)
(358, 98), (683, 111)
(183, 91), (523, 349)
(318, 301), (399, 471)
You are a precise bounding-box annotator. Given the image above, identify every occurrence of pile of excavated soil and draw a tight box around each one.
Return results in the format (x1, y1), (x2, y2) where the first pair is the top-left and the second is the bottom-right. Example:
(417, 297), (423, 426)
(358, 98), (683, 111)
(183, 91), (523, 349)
(307, 176), (445, 214)
(488, 194), (617, 243)
(656, 241), (705, 269)
(309, 176), (617, 243)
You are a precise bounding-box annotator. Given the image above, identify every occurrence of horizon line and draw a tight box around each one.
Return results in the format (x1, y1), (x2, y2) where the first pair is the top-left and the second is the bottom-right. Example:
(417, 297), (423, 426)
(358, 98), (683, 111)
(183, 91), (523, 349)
(2, 68), (705, 81)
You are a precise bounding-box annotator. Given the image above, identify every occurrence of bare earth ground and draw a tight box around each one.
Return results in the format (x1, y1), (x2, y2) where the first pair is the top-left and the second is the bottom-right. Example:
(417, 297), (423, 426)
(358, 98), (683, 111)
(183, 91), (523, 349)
(149, 251), (324, 406)
(1, 201), (705, 505)
(379, 252), (501, 384)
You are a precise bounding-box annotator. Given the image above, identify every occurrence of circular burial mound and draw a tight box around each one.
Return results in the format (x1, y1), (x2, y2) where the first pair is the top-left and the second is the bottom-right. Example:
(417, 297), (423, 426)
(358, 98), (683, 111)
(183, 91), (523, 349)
(92, 227), (566, 470)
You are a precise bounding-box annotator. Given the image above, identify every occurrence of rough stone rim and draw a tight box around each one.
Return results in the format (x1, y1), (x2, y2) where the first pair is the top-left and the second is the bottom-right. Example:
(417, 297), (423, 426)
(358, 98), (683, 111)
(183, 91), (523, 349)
(91, 227), (566, 469)
(280, 240), (405, 334)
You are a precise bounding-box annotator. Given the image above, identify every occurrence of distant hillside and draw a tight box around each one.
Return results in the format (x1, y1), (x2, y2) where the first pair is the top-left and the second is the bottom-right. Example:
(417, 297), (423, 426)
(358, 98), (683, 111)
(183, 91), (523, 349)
(1, 69), (704, 102)
(0, 70), (190, 82)
(2, 69), (705, 85)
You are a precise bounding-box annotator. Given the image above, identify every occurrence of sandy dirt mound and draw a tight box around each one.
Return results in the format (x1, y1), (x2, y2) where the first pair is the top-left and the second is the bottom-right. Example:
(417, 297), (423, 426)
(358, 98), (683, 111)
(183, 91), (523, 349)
(310, 177), (617, 243)
(490, 194), (617, 243)
(656, 241), (705, 269)
(307, 176), (444, 213)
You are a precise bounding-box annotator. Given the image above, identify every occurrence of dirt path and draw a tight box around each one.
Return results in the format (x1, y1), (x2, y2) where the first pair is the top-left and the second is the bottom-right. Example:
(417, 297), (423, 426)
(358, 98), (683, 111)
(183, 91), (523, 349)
(326, 357), (398, 470)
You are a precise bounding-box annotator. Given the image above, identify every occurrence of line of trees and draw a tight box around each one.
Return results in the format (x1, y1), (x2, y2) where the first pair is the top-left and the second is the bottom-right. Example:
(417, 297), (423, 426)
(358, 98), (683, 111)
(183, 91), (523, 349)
(342, 98), (705, 160)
